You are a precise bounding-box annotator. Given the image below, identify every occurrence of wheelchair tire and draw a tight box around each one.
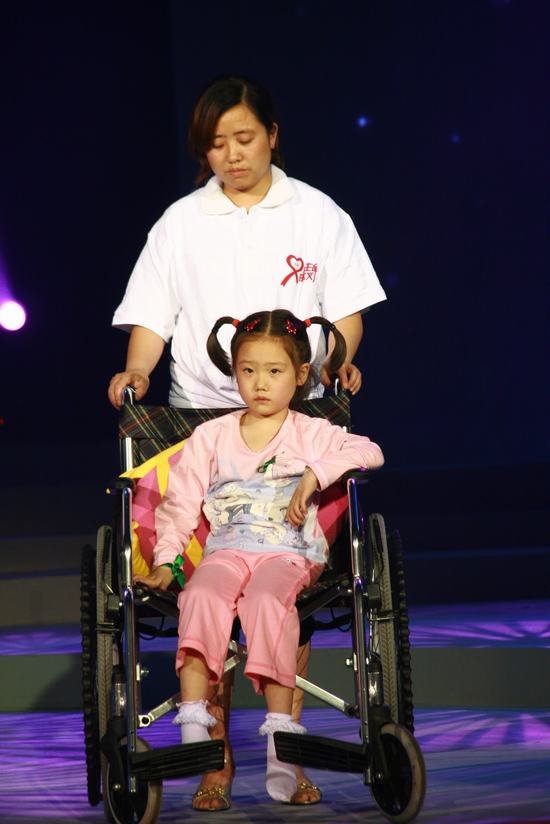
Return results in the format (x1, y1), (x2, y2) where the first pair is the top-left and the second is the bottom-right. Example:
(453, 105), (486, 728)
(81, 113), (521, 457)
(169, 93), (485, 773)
(368, 514), (400, 723)
(81, 527), (117, 811)
(96, 525), (115, 745)
(80, 543), (102, 807)
(94, 525), (118, 823)
(103, 737), (163, 824)
(370, 722), (426, 824)
(387, 530), (415, 733)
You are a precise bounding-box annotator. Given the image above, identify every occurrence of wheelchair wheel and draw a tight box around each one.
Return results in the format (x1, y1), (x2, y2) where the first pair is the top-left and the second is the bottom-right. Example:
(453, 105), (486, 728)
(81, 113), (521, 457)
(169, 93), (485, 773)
(370, 722), (426, 824)
(95, 525), (115, 745)
(103, 737), (163, 824)
(368, 514), (399, 722)
(387, 530), (415, 733)
(81, 542), (102, 806)
(80, 527), (116, 809)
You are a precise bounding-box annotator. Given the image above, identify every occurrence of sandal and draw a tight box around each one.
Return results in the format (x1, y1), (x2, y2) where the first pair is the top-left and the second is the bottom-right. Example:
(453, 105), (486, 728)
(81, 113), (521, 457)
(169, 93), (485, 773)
(289, 780), (322, 806)
(192, 783), (232, 812)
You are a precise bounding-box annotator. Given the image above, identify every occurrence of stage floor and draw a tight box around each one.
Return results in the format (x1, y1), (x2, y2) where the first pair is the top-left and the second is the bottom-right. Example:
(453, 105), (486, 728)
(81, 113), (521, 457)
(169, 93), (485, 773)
(1, 707), (549, 823)
(1, 599), (549, 655)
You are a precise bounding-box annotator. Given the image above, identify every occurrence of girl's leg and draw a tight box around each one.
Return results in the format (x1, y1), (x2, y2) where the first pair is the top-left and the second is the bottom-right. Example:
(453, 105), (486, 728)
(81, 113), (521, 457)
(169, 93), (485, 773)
(260, 678), (306, 802)
(177, 552), (247, 811)
(190, 674), (236, 812)
(179, 651), (210, 701)
(176, 552), (247, 679)
(291, 641), (321, 804)
(238, 554), (314, 693)
(263, 680), (293, 715)
(237, 554), (318, 803)
(193, 642), (310, 808)
(175, 653), (217, 744)
(260, 655), (321, 805)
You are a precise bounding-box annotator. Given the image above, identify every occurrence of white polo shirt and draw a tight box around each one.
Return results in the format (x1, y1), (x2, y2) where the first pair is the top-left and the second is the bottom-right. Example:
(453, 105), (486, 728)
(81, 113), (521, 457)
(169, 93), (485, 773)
(112, 166), (386, 408)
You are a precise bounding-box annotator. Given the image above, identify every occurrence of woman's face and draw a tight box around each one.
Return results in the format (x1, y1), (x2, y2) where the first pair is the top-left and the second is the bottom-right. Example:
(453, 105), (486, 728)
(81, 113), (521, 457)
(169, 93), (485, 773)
(206, 103), (278, 201)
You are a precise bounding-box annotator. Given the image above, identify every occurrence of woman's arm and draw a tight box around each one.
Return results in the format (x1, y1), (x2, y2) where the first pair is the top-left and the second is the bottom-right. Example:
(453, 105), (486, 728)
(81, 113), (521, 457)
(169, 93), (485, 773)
(108, 325), (166, 408)
(333, 312), (363, 361)
(320, 312), (364, 394)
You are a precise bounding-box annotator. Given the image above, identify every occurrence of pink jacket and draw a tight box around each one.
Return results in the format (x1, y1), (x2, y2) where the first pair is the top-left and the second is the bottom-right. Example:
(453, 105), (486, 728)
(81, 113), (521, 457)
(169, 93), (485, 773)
(154, 409), (384, 567)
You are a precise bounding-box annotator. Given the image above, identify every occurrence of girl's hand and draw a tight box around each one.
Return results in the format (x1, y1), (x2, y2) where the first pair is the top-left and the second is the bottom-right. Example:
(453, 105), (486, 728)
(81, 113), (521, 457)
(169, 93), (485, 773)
(108, 369), (150, 409)
(320, 360), (362, 395)
(134, 565), (174, 591)
(287, 468), (319, 527)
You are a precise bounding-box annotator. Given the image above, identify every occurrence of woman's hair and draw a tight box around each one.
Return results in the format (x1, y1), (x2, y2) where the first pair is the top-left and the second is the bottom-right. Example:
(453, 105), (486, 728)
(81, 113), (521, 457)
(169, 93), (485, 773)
(188, 74), (284, 187)
(206, 309), (347, 407)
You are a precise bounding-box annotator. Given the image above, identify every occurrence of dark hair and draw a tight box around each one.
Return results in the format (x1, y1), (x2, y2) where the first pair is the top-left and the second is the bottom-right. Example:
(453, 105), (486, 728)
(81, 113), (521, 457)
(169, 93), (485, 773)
(188, 74), (284, 187)
(206, 309), (347, 407)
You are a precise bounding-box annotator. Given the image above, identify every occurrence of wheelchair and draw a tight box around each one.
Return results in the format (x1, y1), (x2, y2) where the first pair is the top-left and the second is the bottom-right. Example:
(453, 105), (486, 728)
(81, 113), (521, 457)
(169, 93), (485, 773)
(80, 387), (426, 823)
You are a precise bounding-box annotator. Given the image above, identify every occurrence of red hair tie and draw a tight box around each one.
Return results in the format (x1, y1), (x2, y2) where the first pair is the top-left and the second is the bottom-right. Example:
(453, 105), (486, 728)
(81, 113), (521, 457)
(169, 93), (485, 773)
(245, 318), (261, 332)
(285, 319), (297, 335)
(232, 318), (240, 328)
(304, 318), (312, 328)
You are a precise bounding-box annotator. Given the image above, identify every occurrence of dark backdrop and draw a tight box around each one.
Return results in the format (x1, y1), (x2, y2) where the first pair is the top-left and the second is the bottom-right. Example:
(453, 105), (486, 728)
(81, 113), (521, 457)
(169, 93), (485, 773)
(1, 2), (548, 567)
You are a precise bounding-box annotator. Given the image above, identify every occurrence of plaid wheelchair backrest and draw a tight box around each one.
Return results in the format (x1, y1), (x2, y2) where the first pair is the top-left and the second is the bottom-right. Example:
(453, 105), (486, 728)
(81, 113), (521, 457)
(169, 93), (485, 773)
(117, 394), (351, 581)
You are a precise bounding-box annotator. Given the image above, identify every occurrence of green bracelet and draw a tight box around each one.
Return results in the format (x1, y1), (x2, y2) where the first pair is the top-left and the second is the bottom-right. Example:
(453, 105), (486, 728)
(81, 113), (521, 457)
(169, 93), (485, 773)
(162, 553), (186, 589)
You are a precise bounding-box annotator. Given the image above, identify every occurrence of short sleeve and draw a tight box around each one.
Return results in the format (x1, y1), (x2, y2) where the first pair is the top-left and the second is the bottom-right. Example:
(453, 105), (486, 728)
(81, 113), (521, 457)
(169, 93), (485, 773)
(112, 210), (181, 342)
(318, 202), (387, 321)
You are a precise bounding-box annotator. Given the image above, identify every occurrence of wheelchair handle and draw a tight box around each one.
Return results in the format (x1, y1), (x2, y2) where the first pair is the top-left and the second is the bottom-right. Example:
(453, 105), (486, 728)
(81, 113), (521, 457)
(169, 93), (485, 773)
(120, 386), (136, 471)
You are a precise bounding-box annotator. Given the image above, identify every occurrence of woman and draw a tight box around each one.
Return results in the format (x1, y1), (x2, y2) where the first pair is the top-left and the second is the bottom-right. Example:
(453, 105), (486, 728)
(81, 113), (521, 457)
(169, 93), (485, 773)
(109, 74), (386, 810)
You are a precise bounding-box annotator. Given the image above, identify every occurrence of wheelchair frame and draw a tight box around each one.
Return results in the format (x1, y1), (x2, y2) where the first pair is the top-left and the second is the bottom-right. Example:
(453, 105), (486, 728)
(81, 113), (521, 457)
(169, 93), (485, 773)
(80, 388), (426, 823)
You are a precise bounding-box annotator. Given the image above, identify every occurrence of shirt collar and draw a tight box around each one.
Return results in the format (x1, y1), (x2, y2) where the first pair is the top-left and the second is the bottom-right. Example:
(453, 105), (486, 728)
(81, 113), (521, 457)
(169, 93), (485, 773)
(200, 165), (294, 215)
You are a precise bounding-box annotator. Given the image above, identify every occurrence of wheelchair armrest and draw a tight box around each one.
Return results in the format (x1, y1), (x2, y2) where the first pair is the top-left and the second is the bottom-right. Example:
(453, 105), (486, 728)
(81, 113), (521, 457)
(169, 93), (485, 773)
(134, 583), (180, 619)
(341, 469), (369, 485)
(106, 477), (135, 495)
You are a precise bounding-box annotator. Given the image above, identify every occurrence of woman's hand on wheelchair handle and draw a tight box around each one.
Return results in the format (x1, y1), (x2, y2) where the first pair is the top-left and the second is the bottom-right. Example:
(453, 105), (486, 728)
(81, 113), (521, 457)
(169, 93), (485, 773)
(320, 360), (362, 395)
(134, 565), (174, 591)
(108, 369), (150, 409)
(287, 468), (319, 527)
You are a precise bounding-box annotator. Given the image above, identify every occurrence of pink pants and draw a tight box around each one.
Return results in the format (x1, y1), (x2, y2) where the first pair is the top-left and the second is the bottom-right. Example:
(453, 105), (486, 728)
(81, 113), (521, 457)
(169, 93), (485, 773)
(176, 550), (323, 694)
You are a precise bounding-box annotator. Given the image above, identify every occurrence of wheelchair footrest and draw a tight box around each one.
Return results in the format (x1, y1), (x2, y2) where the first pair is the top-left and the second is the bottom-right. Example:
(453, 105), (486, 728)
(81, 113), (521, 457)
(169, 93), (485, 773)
(274, 732), (368, 773)
(130, 740), (225, 781)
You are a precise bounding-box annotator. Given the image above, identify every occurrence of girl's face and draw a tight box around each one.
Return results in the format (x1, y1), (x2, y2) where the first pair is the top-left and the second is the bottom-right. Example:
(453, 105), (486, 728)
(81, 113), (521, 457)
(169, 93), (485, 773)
(206, 103), (278, 200)
(235, 337), (309, 418)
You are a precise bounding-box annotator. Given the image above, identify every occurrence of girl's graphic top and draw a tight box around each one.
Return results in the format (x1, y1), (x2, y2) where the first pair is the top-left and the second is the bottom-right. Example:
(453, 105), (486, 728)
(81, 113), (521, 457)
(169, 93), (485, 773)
(153, 410), (384, 567)
(203, 455), (322, 557)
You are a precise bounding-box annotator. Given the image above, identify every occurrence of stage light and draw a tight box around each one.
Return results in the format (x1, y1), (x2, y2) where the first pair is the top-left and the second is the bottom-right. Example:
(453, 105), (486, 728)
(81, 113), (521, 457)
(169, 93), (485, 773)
(0, 299), (26, 331)
(450, 132), (462, 144)
(356, 116), (372, 129)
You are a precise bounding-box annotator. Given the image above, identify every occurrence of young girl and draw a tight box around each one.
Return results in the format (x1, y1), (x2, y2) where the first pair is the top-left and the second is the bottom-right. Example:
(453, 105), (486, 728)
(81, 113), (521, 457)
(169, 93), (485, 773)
(134, 309), (384, 809)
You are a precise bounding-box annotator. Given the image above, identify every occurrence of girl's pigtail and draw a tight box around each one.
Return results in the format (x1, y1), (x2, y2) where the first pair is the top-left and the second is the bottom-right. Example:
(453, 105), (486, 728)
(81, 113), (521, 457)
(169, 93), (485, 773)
(206, 316), (239, 377)
(307, 316), (347, 374)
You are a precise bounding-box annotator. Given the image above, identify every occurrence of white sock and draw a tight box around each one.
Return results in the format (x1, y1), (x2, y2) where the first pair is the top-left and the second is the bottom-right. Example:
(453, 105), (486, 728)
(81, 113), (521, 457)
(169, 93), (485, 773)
(259, 712), (306, 802)
(173, 699), (216, 745)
